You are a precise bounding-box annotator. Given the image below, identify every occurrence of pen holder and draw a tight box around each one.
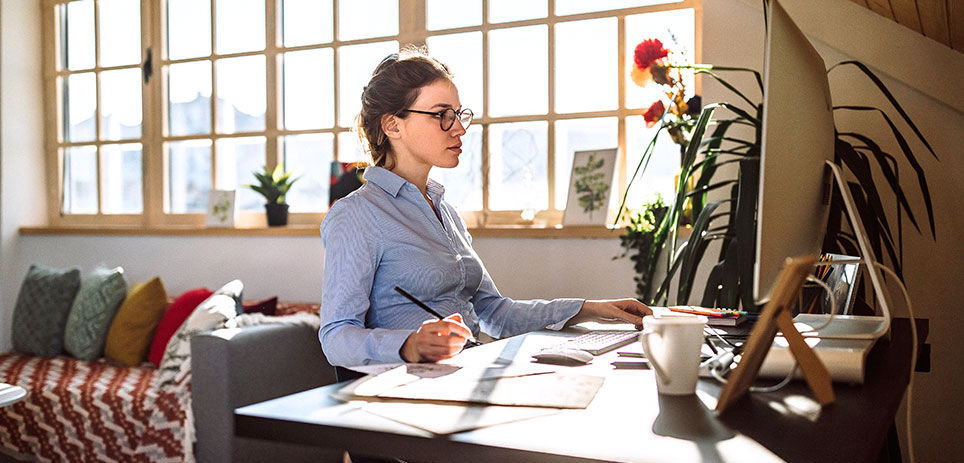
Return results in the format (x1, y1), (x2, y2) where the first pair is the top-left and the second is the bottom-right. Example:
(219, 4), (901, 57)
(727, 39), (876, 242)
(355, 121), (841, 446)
(639, 315), (707, 396)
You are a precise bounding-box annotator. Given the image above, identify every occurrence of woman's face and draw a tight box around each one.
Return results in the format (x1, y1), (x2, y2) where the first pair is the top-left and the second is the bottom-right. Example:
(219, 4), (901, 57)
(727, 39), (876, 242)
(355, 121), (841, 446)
(393, 79), (466, 171)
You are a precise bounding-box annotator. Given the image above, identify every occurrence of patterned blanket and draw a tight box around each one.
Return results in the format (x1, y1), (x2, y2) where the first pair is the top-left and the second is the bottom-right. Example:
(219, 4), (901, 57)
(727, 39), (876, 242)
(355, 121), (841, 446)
(0, 353), (192, 462)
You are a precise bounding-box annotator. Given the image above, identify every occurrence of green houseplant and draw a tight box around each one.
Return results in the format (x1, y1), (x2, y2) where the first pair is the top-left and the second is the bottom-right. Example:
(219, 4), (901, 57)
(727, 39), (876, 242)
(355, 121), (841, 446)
(246, 164), (299, 226)
(618, 18), (936, 311)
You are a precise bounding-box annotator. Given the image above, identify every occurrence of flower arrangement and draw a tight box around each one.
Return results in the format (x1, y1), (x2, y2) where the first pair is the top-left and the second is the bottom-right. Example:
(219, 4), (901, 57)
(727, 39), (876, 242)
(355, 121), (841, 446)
(631, 38), (702, 148)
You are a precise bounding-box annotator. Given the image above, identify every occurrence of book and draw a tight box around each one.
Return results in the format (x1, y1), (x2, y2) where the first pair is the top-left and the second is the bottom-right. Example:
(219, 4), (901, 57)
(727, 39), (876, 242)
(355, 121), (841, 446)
(667, 306), (747, 326)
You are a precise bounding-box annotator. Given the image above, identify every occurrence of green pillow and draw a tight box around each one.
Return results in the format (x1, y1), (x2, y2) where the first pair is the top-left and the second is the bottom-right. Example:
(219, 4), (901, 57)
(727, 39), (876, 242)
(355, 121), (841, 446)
(12, 264), (82, 357)
(63, 267), (128, 361)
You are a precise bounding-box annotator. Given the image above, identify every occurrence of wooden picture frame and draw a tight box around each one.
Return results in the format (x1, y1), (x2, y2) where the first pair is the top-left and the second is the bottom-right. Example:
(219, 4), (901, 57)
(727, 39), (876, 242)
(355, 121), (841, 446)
(715, 255), (835, 414)
(562, 149), (618, 226)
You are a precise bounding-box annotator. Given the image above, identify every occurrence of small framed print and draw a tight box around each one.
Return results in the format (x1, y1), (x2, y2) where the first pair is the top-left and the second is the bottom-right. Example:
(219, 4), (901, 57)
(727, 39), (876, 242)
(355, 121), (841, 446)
(562, 149), (618, 226)
(206, 190), (237, 227)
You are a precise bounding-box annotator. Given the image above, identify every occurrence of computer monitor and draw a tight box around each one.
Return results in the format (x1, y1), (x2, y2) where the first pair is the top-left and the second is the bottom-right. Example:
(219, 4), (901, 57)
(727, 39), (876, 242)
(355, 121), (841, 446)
(754, 0), (891, 340)
(753, 0), (835, 305)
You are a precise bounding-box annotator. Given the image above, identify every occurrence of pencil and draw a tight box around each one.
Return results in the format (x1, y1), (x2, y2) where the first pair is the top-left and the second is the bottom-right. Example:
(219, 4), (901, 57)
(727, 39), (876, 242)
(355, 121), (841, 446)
(393, 286), (482, 347)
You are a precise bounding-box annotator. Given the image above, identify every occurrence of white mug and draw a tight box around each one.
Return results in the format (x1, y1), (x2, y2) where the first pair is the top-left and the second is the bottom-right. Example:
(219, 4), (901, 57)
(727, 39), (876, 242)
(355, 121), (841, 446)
(639, 315), (708, 395)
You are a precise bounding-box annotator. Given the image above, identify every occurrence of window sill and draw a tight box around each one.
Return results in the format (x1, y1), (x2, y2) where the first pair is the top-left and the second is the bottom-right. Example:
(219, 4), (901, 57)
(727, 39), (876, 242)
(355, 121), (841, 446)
(18, 224), (627, 239)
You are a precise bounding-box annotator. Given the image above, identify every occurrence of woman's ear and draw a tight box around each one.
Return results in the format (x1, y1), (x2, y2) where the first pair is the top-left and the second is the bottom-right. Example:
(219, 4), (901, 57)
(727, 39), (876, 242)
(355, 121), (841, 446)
(381, 114), (402, 139)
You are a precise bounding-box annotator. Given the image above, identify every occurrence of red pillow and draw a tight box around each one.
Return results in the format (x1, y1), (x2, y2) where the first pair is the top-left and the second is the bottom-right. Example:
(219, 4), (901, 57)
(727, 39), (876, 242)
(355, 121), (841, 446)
(147, 287), (213, 366)
(243, 296), (278, 316)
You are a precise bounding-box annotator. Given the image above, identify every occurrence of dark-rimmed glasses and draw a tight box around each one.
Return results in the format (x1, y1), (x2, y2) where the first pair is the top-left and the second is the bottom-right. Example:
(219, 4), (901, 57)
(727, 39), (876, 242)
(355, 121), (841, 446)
(401, 107), (473, 131)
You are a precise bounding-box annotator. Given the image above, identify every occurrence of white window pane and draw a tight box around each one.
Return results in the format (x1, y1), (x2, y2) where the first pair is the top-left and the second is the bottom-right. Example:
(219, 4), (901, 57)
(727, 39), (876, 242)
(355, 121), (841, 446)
(430, 125), (482, 211)
(555, 118), (618, 209)
(338, 0), (397, 41)
(284, 49), (334, 130)
(101, 143), (142, 214)
(168, 139), (212, 213)
(63, 145), (98, 214)
(216, 56), (266, 133)
(98, 0), (141, 67)
(626, 115), (680, 207)
(555, 0), (680, 15)
(168, 61), (212, 136)
(100, 68), (142, 140)
(426, 32), (482, 116)
(426, 0), (480, 30)
(489, 0), (546, 23)
(282, 133), (334, 212)
(283, 0), (333, 46)
(626, 9), (695, 109)
(167, 0), (211, 60)
(337, 41), (398, 128)
(216, 137), (266, 211)
(488, 121), (548, 211)
(65, 0), (94, 70)
(216, 0), (265, 54)
(489, 26), (547, 117)
(337, 131), (367, 163)
(65, 73), (97, 143)
(555, 18), (616, 113)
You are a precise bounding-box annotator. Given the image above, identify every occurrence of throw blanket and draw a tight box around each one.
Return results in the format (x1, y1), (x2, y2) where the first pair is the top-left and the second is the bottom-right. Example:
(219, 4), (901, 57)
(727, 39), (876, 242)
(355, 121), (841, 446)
(0, 354), (192, 462)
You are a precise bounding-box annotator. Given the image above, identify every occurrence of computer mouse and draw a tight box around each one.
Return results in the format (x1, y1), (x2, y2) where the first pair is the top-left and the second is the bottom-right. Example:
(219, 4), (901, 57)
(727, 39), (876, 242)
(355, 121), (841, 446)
(531, 347), (594, 366)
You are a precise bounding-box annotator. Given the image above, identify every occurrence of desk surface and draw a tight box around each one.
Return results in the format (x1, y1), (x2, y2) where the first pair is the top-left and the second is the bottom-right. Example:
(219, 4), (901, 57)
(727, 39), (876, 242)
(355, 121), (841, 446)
(235, 319), (918, 463)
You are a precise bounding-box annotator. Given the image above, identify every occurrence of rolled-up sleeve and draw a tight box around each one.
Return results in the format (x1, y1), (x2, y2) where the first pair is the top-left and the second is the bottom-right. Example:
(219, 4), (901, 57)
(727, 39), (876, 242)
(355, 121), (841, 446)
(318, 198), (412, 367)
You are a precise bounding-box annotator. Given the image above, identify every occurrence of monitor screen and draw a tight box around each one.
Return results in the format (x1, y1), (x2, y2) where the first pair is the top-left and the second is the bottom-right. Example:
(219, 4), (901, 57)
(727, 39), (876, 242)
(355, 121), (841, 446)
(753, 0), (836, 304)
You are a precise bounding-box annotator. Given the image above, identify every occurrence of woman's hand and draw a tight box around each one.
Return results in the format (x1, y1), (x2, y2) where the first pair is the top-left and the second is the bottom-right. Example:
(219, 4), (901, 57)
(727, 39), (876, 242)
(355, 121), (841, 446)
(400, 314), (474, 363)
(567, 299), (652, 330)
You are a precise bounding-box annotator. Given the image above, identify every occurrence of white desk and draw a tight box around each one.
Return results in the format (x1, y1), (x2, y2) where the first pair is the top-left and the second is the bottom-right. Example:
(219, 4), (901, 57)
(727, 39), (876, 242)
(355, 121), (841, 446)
(236, 320), (918, 462)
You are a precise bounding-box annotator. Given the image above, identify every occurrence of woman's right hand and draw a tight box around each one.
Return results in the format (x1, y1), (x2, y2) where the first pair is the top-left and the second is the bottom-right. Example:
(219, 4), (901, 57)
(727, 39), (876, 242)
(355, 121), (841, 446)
(400, 314), (474, 363)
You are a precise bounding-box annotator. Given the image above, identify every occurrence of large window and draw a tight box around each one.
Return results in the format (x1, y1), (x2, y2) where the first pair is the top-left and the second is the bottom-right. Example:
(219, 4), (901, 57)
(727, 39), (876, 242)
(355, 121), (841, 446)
(44, 0), (699, 228)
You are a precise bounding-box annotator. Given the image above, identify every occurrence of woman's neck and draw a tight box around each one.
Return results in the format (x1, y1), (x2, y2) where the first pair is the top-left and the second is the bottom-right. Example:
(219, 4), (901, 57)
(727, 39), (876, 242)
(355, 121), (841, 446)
(390, 159), (431, 196)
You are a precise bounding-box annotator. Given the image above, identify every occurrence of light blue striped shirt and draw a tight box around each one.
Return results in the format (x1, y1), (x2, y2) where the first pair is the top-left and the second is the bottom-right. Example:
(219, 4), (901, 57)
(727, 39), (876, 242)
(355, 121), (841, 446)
(319, 166), (583, 367)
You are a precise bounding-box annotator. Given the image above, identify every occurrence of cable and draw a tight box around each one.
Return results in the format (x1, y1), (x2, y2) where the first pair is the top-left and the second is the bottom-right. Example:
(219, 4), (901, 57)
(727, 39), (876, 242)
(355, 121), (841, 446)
(874, 263), (917, 463)
(750, 363), (798, 393)
(800, 275), (837, 332)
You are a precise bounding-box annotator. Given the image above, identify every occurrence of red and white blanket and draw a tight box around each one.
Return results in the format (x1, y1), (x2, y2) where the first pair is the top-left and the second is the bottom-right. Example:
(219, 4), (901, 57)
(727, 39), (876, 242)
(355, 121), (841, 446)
(0, 353), (192, 462)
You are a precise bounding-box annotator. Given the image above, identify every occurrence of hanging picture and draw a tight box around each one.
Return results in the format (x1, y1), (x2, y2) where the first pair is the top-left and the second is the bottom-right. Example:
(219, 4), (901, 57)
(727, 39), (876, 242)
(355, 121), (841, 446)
(562, 148), (618, 226)
(205, 190), (237, 227)
(330, 161), (368, 206)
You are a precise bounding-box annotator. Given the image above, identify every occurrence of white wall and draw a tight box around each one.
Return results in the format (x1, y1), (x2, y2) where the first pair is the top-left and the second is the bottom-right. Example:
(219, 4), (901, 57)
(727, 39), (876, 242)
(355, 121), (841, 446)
(705, 1), (964, 462)
(0, 0), (47, 351)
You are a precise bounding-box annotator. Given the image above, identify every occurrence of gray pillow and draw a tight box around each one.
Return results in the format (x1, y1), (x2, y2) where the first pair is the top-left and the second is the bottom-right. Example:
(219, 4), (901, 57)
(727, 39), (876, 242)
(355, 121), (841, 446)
(12, 264), (82, 357)
(63, 267), (128, 361)
(156, 279), (242, 388)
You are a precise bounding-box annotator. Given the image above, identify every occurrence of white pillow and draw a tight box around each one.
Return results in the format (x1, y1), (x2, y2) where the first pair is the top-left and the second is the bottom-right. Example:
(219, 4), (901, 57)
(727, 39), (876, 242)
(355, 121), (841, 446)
(156, 279), (242, 388)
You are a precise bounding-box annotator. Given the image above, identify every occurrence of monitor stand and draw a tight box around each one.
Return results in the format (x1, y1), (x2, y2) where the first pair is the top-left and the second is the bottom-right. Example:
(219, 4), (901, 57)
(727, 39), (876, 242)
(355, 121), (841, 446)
(789, 161), (892, 342)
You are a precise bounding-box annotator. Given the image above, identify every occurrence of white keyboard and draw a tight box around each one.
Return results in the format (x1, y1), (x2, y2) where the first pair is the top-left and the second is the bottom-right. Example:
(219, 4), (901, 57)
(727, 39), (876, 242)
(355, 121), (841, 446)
(559, 331), (640, 355)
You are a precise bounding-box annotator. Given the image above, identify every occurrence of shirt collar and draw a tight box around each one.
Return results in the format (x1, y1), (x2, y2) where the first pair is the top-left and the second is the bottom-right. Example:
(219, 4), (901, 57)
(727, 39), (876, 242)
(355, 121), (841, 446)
(363, 166), (446, 201)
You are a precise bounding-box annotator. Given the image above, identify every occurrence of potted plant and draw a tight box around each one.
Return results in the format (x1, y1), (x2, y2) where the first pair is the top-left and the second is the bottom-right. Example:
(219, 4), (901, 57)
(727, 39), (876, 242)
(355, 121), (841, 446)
(246, 164), (298, 226)
(618, 30), (936, 311)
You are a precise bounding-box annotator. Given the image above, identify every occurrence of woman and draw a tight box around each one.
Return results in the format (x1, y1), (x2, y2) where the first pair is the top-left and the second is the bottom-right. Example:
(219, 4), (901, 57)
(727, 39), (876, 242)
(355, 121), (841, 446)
(319, 47), (650, 368)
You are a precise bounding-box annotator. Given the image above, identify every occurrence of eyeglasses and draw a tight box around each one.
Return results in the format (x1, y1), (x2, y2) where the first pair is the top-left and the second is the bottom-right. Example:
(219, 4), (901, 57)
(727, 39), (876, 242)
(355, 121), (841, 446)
(401, 107), (474, 131)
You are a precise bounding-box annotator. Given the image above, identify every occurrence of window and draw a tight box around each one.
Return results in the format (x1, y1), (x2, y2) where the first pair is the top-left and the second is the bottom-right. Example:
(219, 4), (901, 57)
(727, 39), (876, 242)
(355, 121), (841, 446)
(44, 0), (699, 228)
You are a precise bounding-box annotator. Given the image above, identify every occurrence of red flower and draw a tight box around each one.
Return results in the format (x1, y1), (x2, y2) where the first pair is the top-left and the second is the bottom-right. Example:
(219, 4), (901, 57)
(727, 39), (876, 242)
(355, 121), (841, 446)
(643, 100), (665, 128)
(634, 39), (669, 71)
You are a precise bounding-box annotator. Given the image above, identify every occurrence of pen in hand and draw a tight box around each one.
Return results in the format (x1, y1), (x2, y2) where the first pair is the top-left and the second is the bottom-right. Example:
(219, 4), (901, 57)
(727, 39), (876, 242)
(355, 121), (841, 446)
(393, 285), (482, 348)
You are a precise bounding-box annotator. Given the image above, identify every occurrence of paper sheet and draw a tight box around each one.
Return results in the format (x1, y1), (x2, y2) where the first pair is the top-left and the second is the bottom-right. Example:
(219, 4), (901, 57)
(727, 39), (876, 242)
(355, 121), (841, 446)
(361, 401), (560, 435)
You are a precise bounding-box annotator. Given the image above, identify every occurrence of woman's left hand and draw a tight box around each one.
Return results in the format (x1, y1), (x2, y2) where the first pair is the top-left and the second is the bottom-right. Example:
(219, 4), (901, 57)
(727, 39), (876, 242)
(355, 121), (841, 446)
(567, 299), (652, 330)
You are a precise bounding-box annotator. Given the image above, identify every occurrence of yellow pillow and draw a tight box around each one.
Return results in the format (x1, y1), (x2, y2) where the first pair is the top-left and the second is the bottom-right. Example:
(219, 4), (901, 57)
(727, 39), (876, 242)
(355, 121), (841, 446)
(104, 277), (168, 367)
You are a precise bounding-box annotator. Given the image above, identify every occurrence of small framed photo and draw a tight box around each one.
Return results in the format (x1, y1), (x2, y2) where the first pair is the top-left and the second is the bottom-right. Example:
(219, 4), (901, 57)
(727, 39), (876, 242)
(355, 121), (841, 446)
(562, 149), (618, 226)
(206, 190), (237, 227)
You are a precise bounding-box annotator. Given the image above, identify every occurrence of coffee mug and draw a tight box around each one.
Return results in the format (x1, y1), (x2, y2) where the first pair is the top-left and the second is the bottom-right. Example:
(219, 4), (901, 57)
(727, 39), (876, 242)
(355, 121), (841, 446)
(639, 315), (708, 395)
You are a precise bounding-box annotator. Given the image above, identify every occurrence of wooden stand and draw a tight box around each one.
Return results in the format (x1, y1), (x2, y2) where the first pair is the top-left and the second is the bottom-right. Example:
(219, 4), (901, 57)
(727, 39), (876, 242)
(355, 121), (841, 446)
(716, 255), (835, 414)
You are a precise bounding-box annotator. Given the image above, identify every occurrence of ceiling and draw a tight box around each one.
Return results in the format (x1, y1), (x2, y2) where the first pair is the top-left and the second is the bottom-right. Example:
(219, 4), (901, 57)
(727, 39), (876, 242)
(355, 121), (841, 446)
(848, 0), (963, 54)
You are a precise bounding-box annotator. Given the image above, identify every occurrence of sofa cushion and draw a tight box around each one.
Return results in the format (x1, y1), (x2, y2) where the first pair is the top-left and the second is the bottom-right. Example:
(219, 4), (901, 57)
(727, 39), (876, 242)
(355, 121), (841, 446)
(104, 276), (168, 366)
(157, 279), (242, 387)
(242, 296), (278, 316)
(147, 287), (214, 367)
(63, 267), (128, 361)
(12, 264), (82, 357)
